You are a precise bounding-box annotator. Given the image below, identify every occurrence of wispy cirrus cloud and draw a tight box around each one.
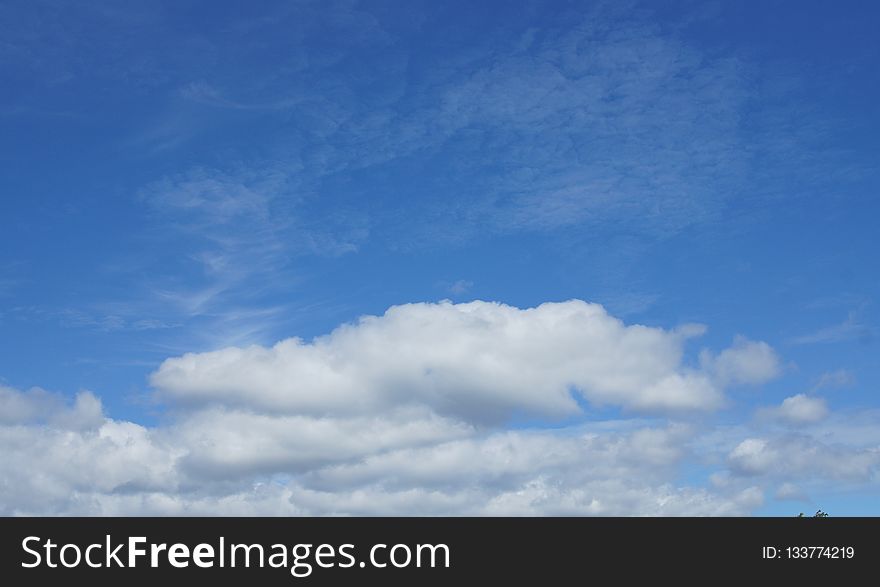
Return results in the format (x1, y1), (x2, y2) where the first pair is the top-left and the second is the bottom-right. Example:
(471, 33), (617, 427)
(114, 0), (868, 269)
(791, 311), (871, 345)
(13, 1), (867, 352)
(809, 369), (855, 392)
(131, 165), (367, 346)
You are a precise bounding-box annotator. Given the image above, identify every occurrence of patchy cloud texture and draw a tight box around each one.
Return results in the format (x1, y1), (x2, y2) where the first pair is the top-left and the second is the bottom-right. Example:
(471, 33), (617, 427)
(1, 300), (877, 516)
(763, 394), (830, 425)
(1, 1), (877, 516)
(151, 300), (741, 418)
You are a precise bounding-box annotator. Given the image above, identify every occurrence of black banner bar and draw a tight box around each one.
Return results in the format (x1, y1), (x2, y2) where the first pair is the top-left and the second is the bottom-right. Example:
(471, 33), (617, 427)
(1, 517), (875, 584)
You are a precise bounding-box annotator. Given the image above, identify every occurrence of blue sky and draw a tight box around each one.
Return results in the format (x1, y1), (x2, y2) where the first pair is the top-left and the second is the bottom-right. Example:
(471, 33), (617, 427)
(0, 0), (878, 515)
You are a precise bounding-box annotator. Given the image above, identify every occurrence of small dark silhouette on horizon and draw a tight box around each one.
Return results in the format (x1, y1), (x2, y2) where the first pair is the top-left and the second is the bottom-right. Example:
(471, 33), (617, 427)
(797, 510), (829, 517)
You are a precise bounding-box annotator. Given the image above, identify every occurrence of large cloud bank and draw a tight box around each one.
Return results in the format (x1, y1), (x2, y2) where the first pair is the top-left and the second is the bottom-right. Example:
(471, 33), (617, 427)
(2, 300), (875, 515)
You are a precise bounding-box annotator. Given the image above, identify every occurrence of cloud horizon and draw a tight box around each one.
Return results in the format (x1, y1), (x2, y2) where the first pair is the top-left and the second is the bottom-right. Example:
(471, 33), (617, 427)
(2, 299), (875, 516)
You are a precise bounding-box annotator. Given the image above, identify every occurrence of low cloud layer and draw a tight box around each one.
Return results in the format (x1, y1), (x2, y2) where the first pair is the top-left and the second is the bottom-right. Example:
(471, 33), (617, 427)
(1, 300), (876, 515)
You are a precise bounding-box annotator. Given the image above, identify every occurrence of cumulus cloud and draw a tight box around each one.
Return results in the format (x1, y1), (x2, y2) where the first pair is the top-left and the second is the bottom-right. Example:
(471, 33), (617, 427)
(0, 401), (760, 515)
(5, 299), (866, 517)
(700, 336), (781, 387)
(151, 300), (761, 420)
(0, 419), (179, 515)
(758, 394), (829, 425)
(0, 385), (104, 430)
(170, 407), (473, 480)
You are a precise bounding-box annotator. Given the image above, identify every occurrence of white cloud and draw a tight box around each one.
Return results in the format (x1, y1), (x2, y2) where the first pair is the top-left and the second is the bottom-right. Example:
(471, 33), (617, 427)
(7, 300), (873, 517)
(0, 417), (180, 515)
(700, 336), (781, 386)
(0, 385), (103, 430)
(760, 394), (829, 425)
(0, 410), (760, 515)
(810, 369), (855, 392)
(0, 297), (786, 516)
(0, 385), (63, 425)
(0, 384), (757, 515)
(775, 482), (806, 501)
(151, 300), (742, 421)
(448, 279), (473, 295)
(289, 478), (764, 517)
(727, 436), (880, 480)
(169, 407), (473, 479)
(299, 426), (689, 493)
(791, 312), (868, 345)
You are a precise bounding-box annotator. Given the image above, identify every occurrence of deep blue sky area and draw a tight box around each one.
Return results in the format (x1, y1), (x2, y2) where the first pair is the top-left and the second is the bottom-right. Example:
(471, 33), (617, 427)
(0, 1), (878, 516)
